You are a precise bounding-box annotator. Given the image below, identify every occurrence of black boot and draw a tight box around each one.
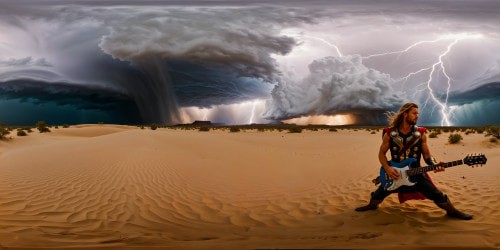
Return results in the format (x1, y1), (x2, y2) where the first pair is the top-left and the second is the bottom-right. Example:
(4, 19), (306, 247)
(355, 199), (383, 212)
(436, 195), (473, 220)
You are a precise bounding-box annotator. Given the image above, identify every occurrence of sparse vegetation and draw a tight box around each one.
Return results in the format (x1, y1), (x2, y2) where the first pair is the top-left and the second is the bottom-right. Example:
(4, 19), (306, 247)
(0, 123), (10, 139)
(485, 125), (499, 139)
(150, 124), (158, 130)
(36, 121), (51, 133)
(17, 129), (27, 136)
(329, 128), (338, 132)
(489, 137), (498, 143)
(429, 131), (439, 138)
(288, 127), (302, 133)
(63, 124), (70, 128)
(448, 133), (463, 144)
(199, 127), (210, 132)
(230, 127), (240, 133)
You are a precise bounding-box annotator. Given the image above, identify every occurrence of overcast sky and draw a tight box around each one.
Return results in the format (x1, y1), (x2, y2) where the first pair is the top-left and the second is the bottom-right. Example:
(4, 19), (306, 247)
(0, 0), (499, 125)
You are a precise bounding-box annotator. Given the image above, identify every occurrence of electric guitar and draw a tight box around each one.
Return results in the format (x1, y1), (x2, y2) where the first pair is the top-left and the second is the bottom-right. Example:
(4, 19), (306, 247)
(380, 154), (487, 191)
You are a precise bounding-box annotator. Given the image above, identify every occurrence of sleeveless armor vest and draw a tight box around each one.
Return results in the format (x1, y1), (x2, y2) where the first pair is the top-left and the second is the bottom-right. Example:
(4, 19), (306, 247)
(384, 126), (427, 167)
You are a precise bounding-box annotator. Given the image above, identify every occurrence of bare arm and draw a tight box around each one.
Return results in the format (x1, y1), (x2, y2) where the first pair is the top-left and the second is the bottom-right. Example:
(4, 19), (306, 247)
(378, 132), (391, 171)
(421, 133), (431, 160)
(379, 133), (400, 179)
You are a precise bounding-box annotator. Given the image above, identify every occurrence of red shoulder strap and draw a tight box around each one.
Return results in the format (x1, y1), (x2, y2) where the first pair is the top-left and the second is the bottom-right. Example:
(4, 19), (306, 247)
(417, 127), (427, 134)
(382, 127), (392, 138)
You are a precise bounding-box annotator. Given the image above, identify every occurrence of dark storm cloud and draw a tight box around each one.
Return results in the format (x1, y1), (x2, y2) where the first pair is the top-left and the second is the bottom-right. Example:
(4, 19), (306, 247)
(0, 78), (137, 112)
(1, 0), (499, 125)
(1, 3), (316, 124)
(448, 82), (500, 105)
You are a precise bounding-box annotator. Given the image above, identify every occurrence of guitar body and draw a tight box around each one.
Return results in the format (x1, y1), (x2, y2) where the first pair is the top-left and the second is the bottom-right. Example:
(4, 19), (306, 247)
(380, 158), (418, 191)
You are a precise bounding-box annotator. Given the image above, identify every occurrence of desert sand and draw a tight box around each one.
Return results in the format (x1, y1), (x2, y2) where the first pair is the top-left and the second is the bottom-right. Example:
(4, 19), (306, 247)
(0, 125), (498, 249)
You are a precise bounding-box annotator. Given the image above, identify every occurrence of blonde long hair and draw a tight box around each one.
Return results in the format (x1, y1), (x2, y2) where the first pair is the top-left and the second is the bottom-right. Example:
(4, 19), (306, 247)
(388, 103), (418, 128)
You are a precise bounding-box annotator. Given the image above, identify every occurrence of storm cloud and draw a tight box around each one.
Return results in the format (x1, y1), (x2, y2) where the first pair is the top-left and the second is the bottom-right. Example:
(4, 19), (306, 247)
(265, 55), (404, 124)
(1, 0), (499, 125)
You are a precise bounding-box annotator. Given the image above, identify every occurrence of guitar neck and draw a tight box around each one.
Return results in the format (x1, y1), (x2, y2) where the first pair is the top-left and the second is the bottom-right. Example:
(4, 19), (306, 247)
(408, 160), (463, 176)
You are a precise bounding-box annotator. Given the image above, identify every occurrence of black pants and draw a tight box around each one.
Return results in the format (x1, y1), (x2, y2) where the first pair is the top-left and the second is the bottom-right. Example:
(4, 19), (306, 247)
(371, 174), (447, 203)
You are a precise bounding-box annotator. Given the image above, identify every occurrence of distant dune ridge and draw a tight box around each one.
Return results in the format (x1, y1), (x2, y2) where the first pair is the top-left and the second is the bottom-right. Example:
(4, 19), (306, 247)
(0, 125), (499, 249)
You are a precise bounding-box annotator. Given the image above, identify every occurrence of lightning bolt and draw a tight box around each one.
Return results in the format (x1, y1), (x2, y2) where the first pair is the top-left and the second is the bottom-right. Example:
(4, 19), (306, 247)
(248, 100), (258, 124)
(301, 35), (343, 57)
(283, 31), (343, 57)
(364, 33), (483, 126)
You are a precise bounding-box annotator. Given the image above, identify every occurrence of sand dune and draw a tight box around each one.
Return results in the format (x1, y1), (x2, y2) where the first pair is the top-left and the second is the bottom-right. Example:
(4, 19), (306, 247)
(0, 126), (499, 249)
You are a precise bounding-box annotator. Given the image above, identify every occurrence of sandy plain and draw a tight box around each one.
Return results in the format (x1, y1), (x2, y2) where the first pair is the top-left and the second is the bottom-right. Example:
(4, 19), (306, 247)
(0, 125), (498, 249)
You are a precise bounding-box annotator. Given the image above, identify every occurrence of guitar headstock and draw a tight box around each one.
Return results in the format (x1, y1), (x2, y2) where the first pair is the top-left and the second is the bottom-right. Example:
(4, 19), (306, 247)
(464, 153), (487, 167)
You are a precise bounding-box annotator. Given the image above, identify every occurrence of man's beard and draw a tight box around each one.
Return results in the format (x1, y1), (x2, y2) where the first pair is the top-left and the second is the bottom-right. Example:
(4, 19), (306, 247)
(407, 117), (417, 125)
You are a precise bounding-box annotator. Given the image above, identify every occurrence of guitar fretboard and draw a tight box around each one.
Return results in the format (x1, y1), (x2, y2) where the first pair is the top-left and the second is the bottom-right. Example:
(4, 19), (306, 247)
(407, 160), (463, 176)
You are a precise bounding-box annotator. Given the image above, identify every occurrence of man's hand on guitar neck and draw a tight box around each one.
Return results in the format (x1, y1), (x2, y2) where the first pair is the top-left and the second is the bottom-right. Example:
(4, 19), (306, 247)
(433, 162), (445, 173)
(384, 166), (401, 180)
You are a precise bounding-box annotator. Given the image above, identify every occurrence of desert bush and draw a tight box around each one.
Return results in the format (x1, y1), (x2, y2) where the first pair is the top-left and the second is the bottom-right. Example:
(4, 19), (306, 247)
(0, 123), (10, 139)
(63, 124), (70, 128)
(429, 131), (439, 138)
(329, 128), (338, 132)
(230, 127), (240, 132)
(485, 126), (500, 139)
(36, 121), (50, 133)
(288, 127), (302, 133)
(370, 131), (376, 134)
(448, 133), (463, 144)
(475, 127), (485, 134)
(257, 128), (265, 132)
(17, 129), (27, 136)
(489, 137), (498, 143)
(199, 127), (210, 132)
(150, 124), (158, 130)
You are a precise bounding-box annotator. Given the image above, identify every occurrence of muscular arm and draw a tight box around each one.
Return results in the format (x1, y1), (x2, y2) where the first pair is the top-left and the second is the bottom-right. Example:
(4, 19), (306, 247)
(378, 133), (391, 171)
(379, 132), (401, 180)
(421, 133), (431, 160)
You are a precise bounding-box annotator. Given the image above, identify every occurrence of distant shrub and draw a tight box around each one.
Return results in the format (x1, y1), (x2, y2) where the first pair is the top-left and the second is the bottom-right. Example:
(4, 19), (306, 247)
(150, 124), (158, 130)
(370, 131), (376, 134)
(27, 128), (34, 133)
(329, 128), (338, 132)
(476, 127), (484, 134)
(448, 133), (463, 144)
(17, 129), (27, 136)
(485, 126), (500, 139)
(0, 123), (10, 139)
(489, 137), (498, 143)
(36, 121), (50, 133)
(140, 126), (144, 129)
(429, 131), (439, 138)
(288, 127), (302, 133)
(55, 126), (59, 129)
(199, 127), (210, 132)
(230, 127), (240, 132)
(63, 124), (70, 128)
(257, 128), (265, 132)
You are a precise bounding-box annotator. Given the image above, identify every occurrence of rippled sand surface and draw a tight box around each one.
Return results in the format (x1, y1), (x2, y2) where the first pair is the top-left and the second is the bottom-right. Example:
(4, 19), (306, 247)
(0, 126), (498, 249)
